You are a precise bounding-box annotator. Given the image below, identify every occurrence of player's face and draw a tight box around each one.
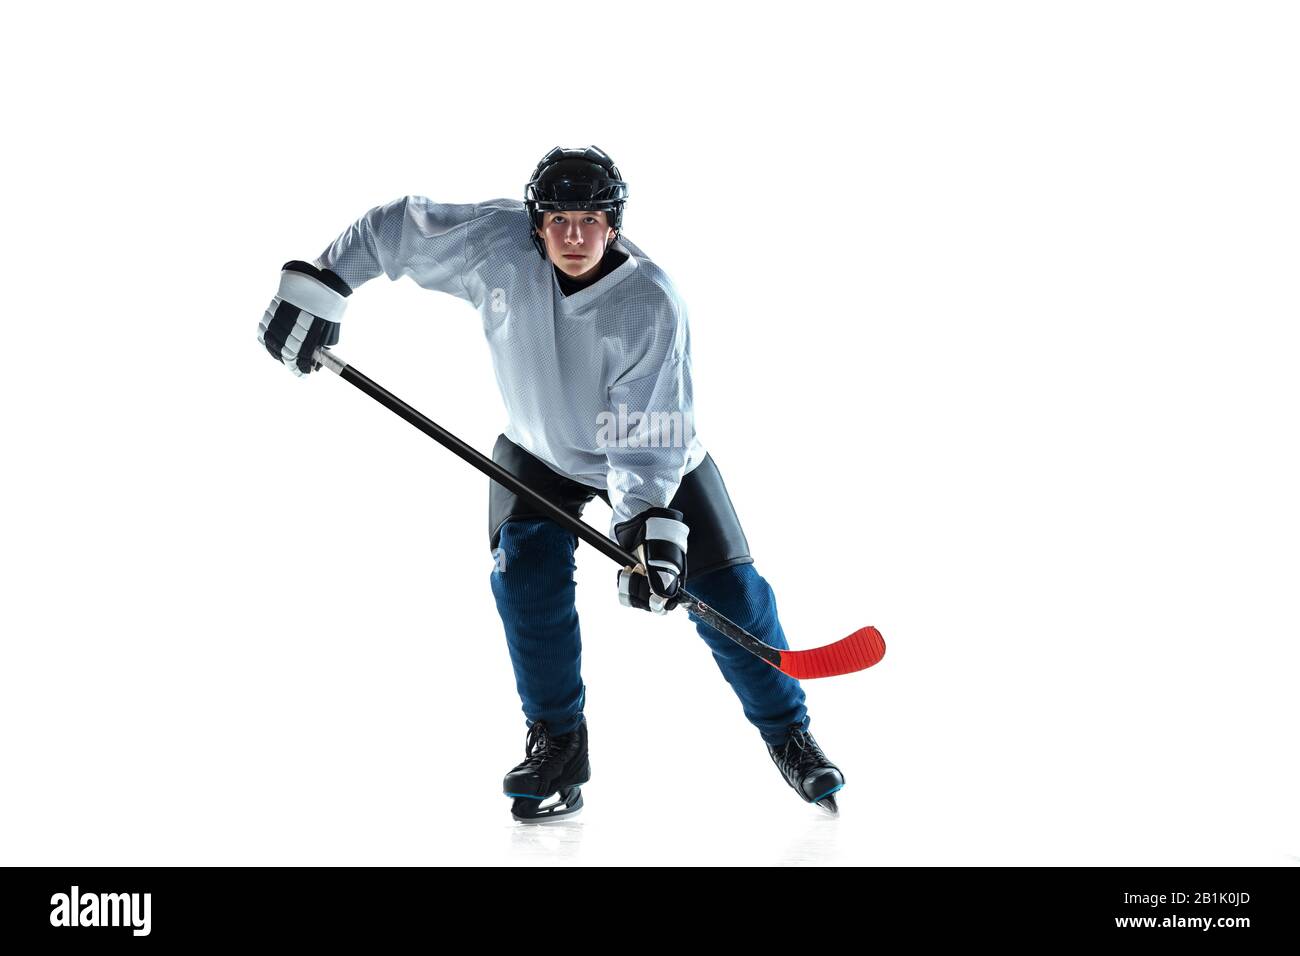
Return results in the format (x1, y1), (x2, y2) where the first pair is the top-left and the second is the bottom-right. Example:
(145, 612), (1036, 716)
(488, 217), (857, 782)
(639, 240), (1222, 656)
(537, 210), (616, 279)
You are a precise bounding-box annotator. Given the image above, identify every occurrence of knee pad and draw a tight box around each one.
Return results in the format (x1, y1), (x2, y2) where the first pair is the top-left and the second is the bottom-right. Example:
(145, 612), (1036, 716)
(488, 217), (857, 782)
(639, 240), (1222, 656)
(689, 562), (777, 632)
(491, 518), (577, 579)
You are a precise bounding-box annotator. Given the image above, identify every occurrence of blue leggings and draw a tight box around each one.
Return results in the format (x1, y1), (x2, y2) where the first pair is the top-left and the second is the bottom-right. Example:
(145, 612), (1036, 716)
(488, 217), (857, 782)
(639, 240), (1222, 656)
(489, 517), (809, 747)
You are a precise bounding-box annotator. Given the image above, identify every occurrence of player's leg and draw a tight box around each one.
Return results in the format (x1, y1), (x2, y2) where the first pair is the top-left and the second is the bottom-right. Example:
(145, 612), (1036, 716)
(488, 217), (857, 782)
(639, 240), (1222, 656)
(488, 434), (599, 735)
(487, 435), (601, 820)
(658, 454), (810, 743)
(683, 561), (808, 744)
(489, 515), (587, 733)
(685, 559), (843, 811)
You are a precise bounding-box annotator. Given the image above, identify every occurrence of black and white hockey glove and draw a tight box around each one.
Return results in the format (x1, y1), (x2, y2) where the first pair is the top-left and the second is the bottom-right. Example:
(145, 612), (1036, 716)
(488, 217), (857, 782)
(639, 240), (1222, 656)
(258, 261), (351, 376)
(614, 507), (689, 614)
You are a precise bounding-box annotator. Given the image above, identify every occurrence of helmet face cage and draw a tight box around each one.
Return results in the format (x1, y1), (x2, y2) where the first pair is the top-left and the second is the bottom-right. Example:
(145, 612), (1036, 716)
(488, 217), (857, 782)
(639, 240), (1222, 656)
(525, 145), (628, 257)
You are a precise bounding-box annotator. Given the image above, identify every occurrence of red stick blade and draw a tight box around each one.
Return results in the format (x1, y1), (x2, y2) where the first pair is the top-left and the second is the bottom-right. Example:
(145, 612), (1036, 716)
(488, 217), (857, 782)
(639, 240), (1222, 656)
(776, 626), (886, 679)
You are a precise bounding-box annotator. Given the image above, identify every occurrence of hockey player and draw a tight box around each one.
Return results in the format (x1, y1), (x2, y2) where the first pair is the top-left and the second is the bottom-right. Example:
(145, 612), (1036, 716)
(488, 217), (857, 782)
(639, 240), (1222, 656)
(258, 146), (844, 820)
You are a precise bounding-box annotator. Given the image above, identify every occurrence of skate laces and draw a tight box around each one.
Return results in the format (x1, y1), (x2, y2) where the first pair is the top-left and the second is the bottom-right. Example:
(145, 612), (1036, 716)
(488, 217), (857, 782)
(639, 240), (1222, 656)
(781, 728), (829, 771)
(515, 721), (553, 770)
(520, 721), (576, 767)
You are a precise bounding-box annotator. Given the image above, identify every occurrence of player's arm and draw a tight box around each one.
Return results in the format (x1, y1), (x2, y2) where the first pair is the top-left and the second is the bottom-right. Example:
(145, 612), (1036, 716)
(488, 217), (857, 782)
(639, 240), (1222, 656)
(258, 196), (478, 376)
(606, 301), (698, 613)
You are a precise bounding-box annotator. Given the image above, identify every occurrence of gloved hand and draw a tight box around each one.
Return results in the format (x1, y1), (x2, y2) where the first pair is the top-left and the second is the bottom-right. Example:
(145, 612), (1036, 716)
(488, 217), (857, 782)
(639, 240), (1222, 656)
(614, 507), (689, 614)
(258, 260), (351, 376)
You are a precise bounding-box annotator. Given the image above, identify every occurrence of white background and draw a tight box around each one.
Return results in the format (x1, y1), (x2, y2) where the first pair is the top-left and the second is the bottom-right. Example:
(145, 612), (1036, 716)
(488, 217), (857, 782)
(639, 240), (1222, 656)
(2, 1), (1296, 866)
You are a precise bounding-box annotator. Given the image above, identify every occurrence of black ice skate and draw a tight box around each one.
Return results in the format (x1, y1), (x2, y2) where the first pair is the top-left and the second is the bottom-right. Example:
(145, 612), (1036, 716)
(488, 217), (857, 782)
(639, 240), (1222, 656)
(768, 724), (844, 815)
(502, 717), (590, 823)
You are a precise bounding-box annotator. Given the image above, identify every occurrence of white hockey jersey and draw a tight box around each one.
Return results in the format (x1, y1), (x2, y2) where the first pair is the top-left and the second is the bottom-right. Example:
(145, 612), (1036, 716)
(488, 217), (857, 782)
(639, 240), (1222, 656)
(314, 196), (708, 533)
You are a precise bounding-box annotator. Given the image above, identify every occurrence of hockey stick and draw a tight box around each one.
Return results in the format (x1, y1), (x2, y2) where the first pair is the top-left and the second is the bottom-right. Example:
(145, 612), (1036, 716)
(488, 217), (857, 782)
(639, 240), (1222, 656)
(312, 347), (885, 679)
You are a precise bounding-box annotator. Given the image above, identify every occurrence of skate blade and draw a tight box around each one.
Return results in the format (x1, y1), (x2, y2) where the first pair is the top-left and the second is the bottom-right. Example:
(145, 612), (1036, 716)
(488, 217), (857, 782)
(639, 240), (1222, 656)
(810, 783), (842, 816)
(511, 805), (584, 825)
(509, 787), (584, 824)
(813, 793), (839, 816)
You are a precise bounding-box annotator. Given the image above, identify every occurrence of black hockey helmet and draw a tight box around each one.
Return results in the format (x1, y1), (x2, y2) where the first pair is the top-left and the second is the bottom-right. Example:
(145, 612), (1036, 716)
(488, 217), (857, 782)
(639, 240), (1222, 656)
(525, 145), (628, 258)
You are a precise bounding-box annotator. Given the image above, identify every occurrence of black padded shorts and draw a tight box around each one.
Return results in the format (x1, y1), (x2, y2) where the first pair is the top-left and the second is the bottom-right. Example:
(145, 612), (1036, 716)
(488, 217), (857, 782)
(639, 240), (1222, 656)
(488, 434), (753, 579)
